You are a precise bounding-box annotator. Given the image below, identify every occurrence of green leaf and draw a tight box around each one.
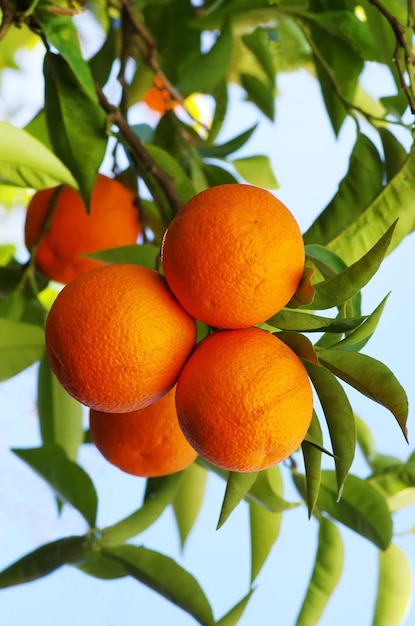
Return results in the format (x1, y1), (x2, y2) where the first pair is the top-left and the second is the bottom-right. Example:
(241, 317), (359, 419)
(44, 51), (107, 207)
(217, 471), (258, 529)
(37, 354), (83, 462)
(24, 110), (52, 151)
(268, 308), (368, 334)
(173, 463), (207, 547)
(177, 25), (233, 96)
(295, 517), (344, 626)
(217, 590), (255, 626)
(310, 221), (396, 310)
(88, 19), (119, 89)
(302, 411), (323, 517)
(101, 472), (183, 545)
(305, 243), (349, 277)
(359, 0), (402, 90)
(0, 318), (44, 381)
(317, 471), (393, 550)
(304, 15), (363, 133)
(37, 13), (97, 101)
(0, 536), (90, 588)
(326, 145), (415, 265)
(328, 295), (389, 351)
(200, 124), (258, 158)
(304, 361), (356, 497)
(304, 134), (383, 246)
(248, 465), (299, 512)
(0, 244), (15, 265)
(13, 445), (98, 527)
(373, 543), (412, 626)
(197, 459), (299, 512)
(232, 155), (278, 188)
(144, 143), (196, 204)
(242, 27), (275, 84)
(201, 163), (240, 187)
(77, 552), (127, 580)
(297, 10), (377, 60)
(0, 265), (25, 299)
(240, 73), (275, 120)
(85, 243), (160, 269)
(0, 290), (26, 322)
(250, 465), (283, 581)
(355, 414), (376, 468)
(102, 545), (215, 626)
(378, 127), (407, 182)
(318, 348), (409, 442)
(0, 122), (77, 189)
(368, 462), (415, 512)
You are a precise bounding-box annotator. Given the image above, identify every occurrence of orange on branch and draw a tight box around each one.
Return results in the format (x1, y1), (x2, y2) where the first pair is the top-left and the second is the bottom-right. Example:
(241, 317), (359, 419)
(89, 386), (197, 478)
(25, 174), (141, 284)
(143, 76), (179, 114)
(175, 327), (313, 473)
(45, 264), (197, 413)
(161, 184), (305, 329)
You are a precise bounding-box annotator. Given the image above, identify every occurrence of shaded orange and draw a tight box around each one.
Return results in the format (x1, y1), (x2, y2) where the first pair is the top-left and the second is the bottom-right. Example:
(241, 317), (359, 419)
(143, 76), (179, 114)
(25, 174), (141, 284)
(45, 264), (197, 413)
(89, 386), (197, 477)
(161, 184), (305, 329)
(175, 327), (313, 473)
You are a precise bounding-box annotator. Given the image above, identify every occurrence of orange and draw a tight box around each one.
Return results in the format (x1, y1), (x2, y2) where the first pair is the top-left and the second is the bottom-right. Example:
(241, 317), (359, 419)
(89, 386), (197, 477)
(175, 327), (313, 472)
(45, 263), (197, 413)
(161, 184), (305, 329)
(143, 76), (179, 114)
(24, 174), (141, 284)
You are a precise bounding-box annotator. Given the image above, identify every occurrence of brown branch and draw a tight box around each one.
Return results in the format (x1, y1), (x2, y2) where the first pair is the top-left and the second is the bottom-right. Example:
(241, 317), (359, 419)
(95, 83), (183, 216)
(0, 0), (15, 41)
(368, 0), (415, 114)
(120, 0), (184, 104)
(120, 0), (209, 133)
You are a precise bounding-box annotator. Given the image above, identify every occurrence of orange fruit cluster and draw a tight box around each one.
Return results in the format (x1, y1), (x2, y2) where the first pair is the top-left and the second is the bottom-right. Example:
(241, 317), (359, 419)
(44, 183), (313, 477)
(143, 76), (179, 115)
(25, 174), (141, 284)
(161, 184), (313, 472)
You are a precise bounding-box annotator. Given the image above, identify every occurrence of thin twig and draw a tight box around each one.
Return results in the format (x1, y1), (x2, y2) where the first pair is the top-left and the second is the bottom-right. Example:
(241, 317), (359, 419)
(120, 0), (182, 103)
(0, 0), (15, 41)
(368, 0), (415, 113)
(95, 83), (183, 216)
(120, 0), (210, 133)
(298, 17), (413, 128)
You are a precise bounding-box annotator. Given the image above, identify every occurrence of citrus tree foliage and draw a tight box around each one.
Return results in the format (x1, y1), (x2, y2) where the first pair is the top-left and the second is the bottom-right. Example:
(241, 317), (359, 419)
(0, 0), (414, 624)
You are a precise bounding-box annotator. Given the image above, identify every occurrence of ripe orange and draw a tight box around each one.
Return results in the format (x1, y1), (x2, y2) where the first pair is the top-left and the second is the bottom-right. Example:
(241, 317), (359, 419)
(89, 386), (197, 477)
(45, 264), (197, 413)
(143, 76), (179, 114)
(175, 327), (313, 472)
(161, 184), (305, 329)
(24, 174), (141, 284)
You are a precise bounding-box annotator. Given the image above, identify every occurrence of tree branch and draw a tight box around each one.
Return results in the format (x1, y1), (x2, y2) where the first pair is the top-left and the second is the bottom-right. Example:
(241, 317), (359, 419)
(95, 83), (183, 216)
(120, 0), (209, 133)
(368, 0), (415, 114)
(0, 0), (15, 41)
